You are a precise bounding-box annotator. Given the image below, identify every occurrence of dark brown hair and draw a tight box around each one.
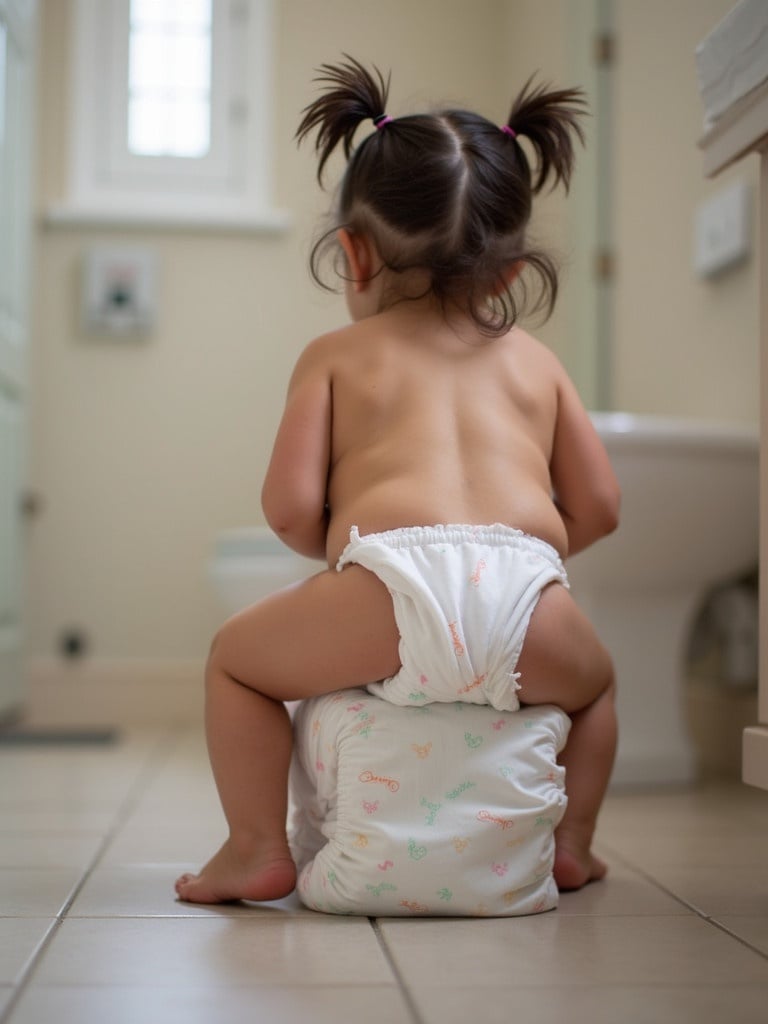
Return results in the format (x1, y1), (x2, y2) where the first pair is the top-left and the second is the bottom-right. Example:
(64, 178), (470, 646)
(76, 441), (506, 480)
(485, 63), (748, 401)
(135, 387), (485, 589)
(296, 56), (586, 336)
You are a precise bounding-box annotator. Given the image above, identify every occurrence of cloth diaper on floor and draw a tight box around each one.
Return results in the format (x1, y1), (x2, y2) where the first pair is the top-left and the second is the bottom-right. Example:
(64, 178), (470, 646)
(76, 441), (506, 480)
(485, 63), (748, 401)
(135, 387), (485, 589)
(288, 689), (569, 917)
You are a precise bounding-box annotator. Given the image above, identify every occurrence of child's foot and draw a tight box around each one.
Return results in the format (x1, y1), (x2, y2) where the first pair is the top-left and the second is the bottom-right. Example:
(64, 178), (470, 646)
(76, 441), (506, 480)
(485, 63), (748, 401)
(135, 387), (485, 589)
(175, 838), (297, 904)
(553, 838), (607, 891)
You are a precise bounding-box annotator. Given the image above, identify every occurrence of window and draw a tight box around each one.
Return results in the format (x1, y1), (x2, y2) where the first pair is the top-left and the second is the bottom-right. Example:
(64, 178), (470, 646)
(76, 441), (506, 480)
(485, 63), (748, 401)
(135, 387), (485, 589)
(50, 0), (287, 231)
(127, 0), (213, 159)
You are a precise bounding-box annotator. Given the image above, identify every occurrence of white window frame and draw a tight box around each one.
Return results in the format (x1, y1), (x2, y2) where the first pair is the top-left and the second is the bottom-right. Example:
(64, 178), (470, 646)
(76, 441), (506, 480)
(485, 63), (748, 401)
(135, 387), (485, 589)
(47, 0), (289, 232)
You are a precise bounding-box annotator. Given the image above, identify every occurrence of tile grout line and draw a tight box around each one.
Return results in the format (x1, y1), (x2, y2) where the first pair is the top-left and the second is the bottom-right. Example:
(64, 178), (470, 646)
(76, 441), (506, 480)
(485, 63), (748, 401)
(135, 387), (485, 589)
(370, 918), (427, 1024)
(0, 726), (184, 1024)
(705, 916), (768, 960)
(0, 919), (62, 1024)
(57, 727), (185, 917)
(599, 842), (768, 962)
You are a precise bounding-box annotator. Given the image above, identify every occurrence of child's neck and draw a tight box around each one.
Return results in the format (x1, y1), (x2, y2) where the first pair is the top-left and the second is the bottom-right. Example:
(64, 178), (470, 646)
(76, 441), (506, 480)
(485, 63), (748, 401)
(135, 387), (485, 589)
(374, 295), (495, 349)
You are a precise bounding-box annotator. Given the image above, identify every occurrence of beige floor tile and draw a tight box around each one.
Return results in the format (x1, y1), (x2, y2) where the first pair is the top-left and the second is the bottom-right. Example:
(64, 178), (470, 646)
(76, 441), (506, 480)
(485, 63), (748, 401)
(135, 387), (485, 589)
(102, 819), (226, 864)
(599, 784), (768, 839)
(0, 744), (152, 806)
(3, 738), (765, 1024)
(69, 864), (313, 918)
(378, 915), (768, 988)
(126, 783), (223, 823)
(0, 809), (113, 832)
(34, 917), (395, 987)
(602, 832), (768, 868)
(11, 984), (414, 1024)
(0, 986), (13, 1016)
(0, 920), (54, 984)
(0, 833), (104, 869)
(129, 753), (219, 800)
(0, 869), (82, 917)
(556, 862), (691, 916)
(717, 916), (768, 956)
(411, 983), (768, 1024)
(639, 864), (768, 917)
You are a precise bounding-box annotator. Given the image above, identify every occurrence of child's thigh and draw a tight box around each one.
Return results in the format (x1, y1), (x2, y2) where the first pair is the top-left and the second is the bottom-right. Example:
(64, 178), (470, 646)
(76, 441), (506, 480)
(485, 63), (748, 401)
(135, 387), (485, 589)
(515, 582), (613, 713)
(208, 565), (401, 700)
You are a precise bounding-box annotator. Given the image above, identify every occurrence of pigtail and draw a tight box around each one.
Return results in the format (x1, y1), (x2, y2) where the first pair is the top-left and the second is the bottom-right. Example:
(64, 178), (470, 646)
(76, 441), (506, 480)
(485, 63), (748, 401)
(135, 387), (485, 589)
(296, 55), (390, 184)
(505, 78), (587, 194)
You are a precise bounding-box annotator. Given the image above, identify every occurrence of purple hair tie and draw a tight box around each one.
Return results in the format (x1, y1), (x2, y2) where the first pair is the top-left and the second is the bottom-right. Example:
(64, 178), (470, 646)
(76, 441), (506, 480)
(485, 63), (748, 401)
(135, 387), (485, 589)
(500, 125), (517, 139)
(373, 114), (393, 130)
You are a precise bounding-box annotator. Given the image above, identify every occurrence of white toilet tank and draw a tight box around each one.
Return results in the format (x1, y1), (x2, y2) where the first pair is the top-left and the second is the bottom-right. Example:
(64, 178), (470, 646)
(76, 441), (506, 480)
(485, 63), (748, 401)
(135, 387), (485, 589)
(210, 528), (321, 613)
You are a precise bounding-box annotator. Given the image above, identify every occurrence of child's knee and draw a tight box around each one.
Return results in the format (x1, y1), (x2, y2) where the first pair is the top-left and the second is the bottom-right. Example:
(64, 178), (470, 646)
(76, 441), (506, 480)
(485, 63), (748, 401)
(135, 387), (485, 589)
(205, 618), (236, 680)
(595, 643), (615, 699)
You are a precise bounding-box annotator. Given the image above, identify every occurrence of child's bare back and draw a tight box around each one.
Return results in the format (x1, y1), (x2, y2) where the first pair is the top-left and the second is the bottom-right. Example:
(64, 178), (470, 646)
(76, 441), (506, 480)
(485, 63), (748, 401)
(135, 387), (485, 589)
(263, 305), (615, 567)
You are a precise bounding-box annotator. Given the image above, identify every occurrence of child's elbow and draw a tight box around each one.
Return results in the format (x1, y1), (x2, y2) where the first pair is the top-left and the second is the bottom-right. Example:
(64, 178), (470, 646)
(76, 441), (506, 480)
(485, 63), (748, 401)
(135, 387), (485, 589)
(261, 489), (327, 560)
(596, 483), (621, 538)
(261, 488), (295, 543)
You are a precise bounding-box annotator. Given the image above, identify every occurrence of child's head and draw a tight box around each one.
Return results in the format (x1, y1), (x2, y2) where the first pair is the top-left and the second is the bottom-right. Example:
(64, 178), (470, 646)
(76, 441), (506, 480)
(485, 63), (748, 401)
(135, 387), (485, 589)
(297, 56), (586, 336)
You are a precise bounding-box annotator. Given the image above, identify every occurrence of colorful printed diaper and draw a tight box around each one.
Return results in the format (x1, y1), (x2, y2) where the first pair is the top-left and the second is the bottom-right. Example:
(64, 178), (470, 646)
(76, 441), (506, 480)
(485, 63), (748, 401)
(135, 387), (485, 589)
(288, 689), (570, 917)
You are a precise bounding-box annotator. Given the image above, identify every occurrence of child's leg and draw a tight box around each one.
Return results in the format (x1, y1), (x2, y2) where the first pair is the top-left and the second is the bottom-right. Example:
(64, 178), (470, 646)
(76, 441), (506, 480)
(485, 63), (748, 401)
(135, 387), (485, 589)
(175, 565), (400, 904)
(514, 582), (617, 890)
(553, 680), (616, 889)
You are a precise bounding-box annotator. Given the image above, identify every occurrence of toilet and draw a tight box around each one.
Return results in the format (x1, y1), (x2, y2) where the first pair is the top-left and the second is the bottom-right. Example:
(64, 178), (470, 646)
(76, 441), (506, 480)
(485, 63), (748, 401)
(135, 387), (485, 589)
(210, 411), (760, 787)
(568, 413), (759, 786)
(209, 527), (321, 611)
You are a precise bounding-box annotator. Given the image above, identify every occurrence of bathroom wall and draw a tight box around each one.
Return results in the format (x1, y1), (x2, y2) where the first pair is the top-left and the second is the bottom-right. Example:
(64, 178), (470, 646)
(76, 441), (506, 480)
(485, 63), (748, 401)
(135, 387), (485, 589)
(25, 0), (509, 667)
(501, 0), (760, 421)
(611, 0), (759, 421)
(25, 1), (760, 685)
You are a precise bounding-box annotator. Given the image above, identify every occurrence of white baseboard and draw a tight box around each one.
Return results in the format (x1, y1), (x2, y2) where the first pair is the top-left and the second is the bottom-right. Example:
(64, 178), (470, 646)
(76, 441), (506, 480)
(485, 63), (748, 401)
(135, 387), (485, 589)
(22, 657), (206, 727)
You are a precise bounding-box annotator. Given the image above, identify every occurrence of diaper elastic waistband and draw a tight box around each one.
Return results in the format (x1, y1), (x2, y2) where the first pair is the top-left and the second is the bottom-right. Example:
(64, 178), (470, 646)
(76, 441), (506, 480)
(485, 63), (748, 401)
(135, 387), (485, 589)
(337, 523), (566, 575)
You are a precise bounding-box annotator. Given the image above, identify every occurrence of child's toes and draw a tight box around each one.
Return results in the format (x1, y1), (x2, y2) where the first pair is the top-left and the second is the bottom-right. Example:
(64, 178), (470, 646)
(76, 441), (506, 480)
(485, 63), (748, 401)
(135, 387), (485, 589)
(174, 873), (196, 898)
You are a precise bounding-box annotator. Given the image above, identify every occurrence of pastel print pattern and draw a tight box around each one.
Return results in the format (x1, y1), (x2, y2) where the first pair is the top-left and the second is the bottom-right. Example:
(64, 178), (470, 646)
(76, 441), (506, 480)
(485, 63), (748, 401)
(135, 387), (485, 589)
(288, 688), (570, 917)
(408, 838), (428, 860)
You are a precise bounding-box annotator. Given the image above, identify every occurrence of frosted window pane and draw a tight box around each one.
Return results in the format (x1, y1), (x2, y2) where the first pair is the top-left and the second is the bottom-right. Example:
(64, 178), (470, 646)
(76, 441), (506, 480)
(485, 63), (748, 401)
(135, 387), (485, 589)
(127, 0), (212, 159)
(170, 34), (211, 91)
(130, 0), (167, 26)
(129, 32), (171, 92)
(131, 0), (211, 29)
(171, 0), (212, 29)
(128, 98), (167, 155)
(129, 33), (210, 93)
(168, 102), (210, 156)
(129, 98), (209, 158)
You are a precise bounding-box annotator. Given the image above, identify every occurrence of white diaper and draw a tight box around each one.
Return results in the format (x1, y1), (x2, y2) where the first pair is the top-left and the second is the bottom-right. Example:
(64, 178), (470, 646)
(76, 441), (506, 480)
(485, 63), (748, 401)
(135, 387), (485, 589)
(336, 524), (568, 712)
(288, 689), (570, 916)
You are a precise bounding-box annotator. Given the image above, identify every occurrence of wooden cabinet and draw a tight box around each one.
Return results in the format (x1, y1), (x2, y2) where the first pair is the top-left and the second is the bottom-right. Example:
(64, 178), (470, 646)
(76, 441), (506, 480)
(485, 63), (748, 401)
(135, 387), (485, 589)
(701, 78), (768, 789)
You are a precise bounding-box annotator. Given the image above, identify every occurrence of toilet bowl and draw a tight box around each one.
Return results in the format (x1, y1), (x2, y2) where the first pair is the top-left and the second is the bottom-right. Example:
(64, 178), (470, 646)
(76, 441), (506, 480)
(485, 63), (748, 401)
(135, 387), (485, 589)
(568, 412), (760, 786)
(209, 528), (320, 612)
(211, 412), (759, 786)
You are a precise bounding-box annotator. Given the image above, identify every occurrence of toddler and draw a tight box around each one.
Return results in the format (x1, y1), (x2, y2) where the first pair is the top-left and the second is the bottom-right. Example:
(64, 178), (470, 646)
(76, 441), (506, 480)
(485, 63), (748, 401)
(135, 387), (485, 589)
(176, 56), (620, 905)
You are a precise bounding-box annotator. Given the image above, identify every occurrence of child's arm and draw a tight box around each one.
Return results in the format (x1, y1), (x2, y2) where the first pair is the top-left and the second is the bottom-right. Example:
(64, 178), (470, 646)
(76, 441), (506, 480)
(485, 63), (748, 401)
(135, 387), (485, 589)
(261, 341), (332, 560)
(549, 365), (621, 557)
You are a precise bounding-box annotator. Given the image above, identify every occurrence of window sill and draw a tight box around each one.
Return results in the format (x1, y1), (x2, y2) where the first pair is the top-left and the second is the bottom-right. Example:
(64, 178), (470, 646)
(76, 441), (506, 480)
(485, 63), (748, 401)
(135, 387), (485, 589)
(43, 201), (292, 235)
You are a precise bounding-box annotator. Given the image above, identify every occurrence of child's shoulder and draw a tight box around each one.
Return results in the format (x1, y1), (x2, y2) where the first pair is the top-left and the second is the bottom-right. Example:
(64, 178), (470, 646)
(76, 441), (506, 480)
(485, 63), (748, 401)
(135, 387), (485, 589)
(292, 322), (358, 370)
(303, 319), (366, 356)
(506, 327), (566, 375)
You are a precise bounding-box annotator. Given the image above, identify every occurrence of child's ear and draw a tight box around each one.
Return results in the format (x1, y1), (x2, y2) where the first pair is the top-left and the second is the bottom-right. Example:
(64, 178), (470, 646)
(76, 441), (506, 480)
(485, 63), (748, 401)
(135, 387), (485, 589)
(337, 228), (374, 293)
(502, 260), (523, 288)
(489, 261), (524, 298)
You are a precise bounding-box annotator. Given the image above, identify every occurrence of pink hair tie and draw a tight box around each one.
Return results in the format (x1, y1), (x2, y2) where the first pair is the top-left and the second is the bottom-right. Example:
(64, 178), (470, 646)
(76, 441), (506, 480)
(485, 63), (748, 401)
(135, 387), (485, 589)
(373, 114), (393, 130)
(500, 125), (517, 139)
